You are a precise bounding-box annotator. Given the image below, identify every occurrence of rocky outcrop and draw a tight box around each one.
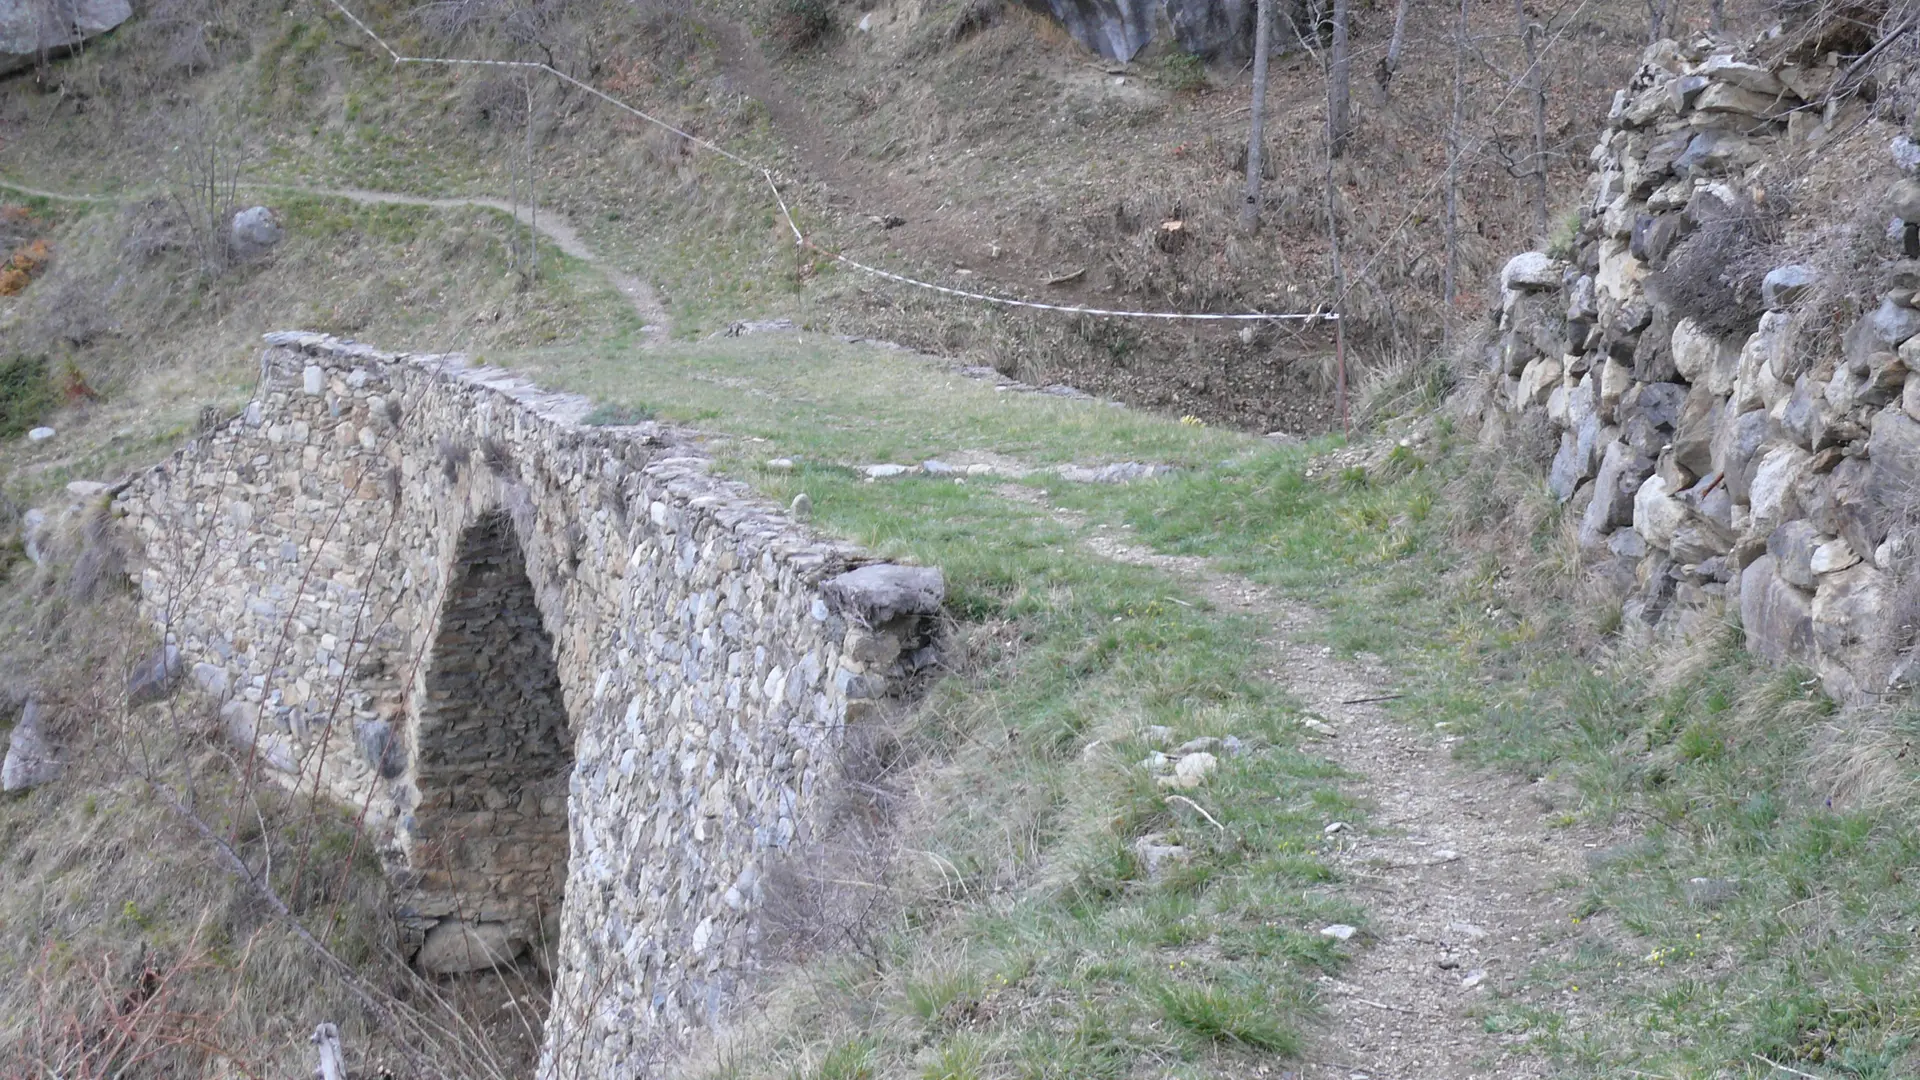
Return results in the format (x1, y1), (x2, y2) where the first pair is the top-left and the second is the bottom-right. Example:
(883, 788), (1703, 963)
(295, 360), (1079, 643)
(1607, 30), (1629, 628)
(1487, 35), (1919, 704)
(1, 698), (60, 792)
(1019, 0), (1254, 62)
(0, 0), (131, 74)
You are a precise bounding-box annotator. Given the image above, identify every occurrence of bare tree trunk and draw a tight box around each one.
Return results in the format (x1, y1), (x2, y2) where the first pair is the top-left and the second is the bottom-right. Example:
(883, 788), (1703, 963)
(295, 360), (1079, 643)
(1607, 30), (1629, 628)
(1241, 0), (1276, 231)
(1324, 121), (1349, 433)
(525, 81), (538, 282)
(1444, 0), (1466, 324)
(1376, 0), (1411, 99)
(1329, 0), (1352, 157)
(1647, 0), (1670, 42)
(1517, 0), (1550, 241)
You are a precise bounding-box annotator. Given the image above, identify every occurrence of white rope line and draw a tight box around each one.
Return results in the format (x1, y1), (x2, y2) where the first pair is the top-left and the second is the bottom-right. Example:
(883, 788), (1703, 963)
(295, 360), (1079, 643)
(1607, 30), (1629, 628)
(315, 0), (1339, 324)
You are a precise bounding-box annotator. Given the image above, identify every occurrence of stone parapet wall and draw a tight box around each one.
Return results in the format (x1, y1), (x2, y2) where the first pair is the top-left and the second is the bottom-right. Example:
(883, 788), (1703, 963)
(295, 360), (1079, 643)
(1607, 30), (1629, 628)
(1486, 35), (1917, 703)
(113, 333), (944, 1074)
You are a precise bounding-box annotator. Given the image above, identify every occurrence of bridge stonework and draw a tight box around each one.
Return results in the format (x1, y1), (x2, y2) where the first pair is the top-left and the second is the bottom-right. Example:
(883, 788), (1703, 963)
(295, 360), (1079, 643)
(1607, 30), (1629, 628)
(113, 333), (943, 1074)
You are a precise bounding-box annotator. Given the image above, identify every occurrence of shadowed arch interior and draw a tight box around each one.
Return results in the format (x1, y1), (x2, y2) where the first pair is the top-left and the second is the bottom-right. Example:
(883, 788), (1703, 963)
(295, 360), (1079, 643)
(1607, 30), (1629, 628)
(409, 508), (573, 955)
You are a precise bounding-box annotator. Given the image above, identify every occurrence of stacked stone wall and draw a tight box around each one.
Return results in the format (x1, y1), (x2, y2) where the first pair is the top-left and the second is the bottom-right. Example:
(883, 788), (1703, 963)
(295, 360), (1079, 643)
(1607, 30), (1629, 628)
(113, 333), (944, 1074)
(1487, 34), (1919, 703)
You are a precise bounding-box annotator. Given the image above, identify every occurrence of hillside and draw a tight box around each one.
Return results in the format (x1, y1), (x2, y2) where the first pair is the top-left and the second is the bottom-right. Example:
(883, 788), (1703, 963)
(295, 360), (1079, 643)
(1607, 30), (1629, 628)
(7, 1), (1920, 1079)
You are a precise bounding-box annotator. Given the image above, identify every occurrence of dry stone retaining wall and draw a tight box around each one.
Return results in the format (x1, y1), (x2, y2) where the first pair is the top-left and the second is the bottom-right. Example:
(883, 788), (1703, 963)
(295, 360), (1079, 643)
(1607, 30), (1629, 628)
(113, 333), (944, 1073)
(1486, 35), (1918, 703)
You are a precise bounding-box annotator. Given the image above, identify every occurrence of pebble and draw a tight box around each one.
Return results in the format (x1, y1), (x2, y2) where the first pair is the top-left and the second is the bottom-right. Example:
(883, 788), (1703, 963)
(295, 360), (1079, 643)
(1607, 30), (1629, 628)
(1301, 717), (1337, 736)
(1321, 924), (1358, 941)
(27, 427), (54, 442)
(1461, 969), (1488, 990)
(863, 463), (914, 479)
(789, 493), (812, 522)
(766, 458), (795, 471)
(1325, 821), (1348, 834)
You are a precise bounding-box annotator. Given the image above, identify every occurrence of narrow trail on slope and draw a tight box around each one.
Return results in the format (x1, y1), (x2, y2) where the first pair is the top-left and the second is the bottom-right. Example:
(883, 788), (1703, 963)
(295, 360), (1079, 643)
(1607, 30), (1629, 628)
(0, 178), (673, 337)
(1071, 518), (1596, 1079)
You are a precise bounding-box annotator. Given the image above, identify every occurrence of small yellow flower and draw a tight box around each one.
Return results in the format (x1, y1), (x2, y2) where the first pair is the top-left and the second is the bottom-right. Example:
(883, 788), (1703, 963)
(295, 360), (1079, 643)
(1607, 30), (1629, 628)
(1180, 415), (1205, 427)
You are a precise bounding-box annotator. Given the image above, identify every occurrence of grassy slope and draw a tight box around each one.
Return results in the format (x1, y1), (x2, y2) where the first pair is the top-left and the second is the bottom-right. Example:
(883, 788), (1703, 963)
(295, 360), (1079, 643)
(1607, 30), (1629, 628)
(516, 317), (1920, 1078)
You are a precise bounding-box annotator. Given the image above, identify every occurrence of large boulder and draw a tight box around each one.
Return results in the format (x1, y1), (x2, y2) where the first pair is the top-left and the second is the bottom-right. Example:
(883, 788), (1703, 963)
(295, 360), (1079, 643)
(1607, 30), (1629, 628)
(0, 0), (130, 74)
(415, 919), (525, 975)
(230, 207), (284, 262)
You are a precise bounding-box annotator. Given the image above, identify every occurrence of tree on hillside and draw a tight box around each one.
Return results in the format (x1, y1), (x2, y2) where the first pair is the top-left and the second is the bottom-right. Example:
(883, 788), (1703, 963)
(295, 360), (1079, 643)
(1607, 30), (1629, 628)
(1515, 0), (1549, 241)
(1376, 0), (1412, 99)
(1242, 0), (1276, 231)
(1329, 0), (1352, 156)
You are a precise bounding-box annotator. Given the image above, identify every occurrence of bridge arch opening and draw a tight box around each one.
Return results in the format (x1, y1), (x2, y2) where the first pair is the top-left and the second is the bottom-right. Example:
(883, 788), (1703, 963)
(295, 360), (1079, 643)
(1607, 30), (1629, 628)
(407, 508), (573, 974)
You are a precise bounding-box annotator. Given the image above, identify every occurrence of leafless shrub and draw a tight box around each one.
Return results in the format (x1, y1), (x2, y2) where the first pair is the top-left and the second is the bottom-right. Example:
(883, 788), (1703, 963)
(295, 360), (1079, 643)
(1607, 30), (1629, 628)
(1647, 189), (1789, 339)
(462, 74), (531, 128)
(480, 436), (513, 473)
(158, 105), (252, 277)
(439, 437), (471, 480)
(118, 197), (187, 265)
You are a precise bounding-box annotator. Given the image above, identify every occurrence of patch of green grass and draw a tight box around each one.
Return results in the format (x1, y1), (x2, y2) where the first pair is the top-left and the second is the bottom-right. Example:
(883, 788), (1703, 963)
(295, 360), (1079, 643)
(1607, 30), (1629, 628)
(589, 341), (1351, 1080)
(1033, 422), (1920, 1078)
(506, 335), (1250, 469)
(1153, 979), (1301, 1052)
(0, 355), (54, 440)
(583, 401), (656, 426)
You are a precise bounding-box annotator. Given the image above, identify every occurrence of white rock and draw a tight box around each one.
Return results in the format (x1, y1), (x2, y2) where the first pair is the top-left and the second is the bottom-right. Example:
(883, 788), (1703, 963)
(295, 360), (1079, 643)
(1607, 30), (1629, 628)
(1595, 237), (1646, 305)
(1320, 924), (1358, 941)
(1671, 318), (1738, 395)
(1461, 969), (1488, 990)
(765, 458), (795, 471)
(1516, 356), (1563, 408)
(1811, 538), (1861, 575)
(26, 427), (54, 442)
(864, 464), (913, 479)
(65, 480), (108, 497)
(1633, 475), (1688, 550)
(303, 365), (325, 396)
(1163, 751), (1217, 789)
(1749, 444), (1813, 525)
(1500, 252), (1564, 292)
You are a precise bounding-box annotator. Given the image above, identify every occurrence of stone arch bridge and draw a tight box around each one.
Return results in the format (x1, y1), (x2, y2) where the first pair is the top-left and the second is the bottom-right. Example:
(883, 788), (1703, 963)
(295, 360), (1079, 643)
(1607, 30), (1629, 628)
(114, 333), (943, 1074)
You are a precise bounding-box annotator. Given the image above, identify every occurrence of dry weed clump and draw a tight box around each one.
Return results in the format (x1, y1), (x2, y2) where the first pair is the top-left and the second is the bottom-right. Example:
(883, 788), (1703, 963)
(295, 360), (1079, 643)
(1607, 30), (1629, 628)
(1647, 189), (1789, 340)
(0, 237), (51, 296)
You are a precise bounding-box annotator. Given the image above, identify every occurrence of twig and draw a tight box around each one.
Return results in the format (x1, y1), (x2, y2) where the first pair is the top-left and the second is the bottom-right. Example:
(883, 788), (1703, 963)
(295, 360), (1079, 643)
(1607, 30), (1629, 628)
(1165, 794), (1225, 831)
(1354, 996), (1417, 1014)
(1832, 24), (1912, 97)
(1754, 1055), (1828, 1080)
(1340, 693), (1403, 705)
